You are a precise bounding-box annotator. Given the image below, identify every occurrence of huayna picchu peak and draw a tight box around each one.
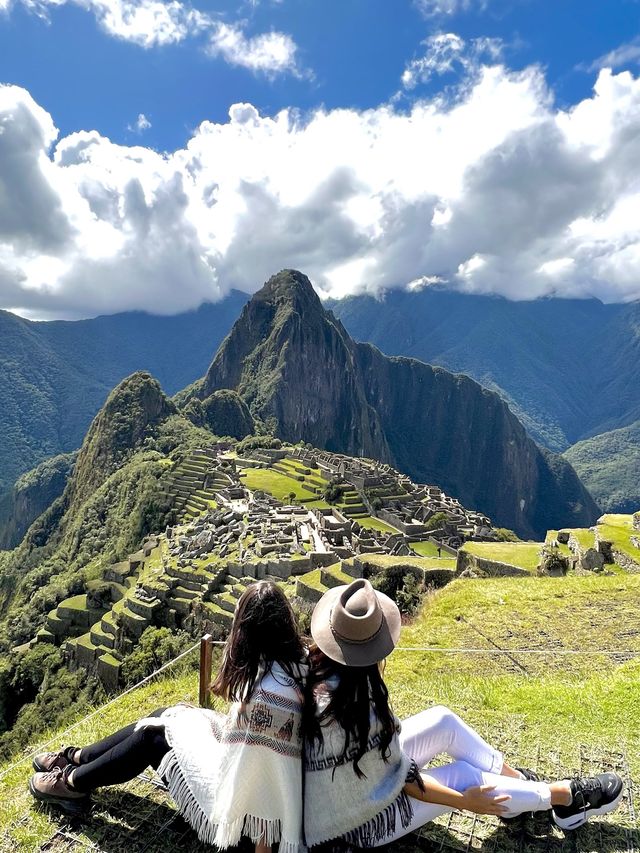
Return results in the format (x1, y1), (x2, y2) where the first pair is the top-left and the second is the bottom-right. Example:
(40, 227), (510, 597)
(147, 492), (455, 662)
(182, 269), (599, 539)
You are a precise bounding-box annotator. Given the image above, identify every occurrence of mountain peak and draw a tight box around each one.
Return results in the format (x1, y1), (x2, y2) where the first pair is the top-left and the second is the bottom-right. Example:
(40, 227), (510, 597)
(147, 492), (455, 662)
(256, 269), (322, 312)
(67, 372), (176, 510)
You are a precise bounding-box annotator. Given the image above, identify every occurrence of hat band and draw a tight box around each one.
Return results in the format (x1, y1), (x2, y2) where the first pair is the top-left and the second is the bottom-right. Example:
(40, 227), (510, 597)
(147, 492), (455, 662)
(329, 606), (385, 645)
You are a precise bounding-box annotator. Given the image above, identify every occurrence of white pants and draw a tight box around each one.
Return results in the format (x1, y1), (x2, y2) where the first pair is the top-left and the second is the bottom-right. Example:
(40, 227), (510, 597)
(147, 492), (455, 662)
(373, 706), (552, 844)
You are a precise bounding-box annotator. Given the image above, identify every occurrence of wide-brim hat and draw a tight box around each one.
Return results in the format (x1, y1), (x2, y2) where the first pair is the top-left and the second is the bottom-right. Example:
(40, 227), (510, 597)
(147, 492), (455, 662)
(311, 578), (401, 667)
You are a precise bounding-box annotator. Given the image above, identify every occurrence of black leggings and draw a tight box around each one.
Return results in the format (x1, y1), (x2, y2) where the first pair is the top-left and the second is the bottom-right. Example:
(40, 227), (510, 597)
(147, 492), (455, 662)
(71, 707), (170, 793)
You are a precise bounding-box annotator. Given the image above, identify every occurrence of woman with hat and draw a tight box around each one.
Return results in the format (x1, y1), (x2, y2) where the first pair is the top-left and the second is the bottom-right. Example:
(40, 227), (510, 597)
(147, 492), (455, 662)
(303, 578), (623, 848)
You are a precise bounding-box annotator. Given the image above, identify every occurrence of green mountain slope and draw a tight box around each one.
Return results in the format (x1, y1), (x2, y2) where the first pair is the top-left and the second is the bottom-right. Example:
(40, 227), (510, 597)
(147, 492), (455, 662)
(191, 269), (599, 538)
(0, 295), (245, 495)
(329, 289), (640, 452)
(565, 421), (640, 512)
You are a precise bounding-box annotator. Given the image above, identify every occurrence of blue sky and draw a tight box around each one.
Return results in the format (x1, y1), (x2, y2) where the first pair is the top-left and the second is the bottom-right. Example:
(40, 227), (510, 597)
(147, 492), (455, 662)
(2, 0), (640, 317)
(2, 0), (639, 151)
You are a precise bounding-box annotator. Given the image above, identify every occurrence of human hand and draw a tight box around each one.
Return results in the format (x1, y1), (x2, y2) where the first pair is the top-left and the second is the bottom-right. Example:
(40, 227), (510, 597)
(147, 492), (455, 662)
(462, 784), (511, 815)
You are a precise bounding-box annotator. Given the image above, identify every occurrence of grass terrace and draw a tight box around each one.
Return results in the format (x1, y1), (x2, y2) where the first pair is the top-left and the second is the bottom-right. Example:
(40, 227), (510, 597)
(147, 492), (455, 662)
(598, 514), (640, 564)
(410, 539), (443, 558)
(238, 467), (329, 508)
(459, 541), (544, 573)
(357, 515), (398, 534)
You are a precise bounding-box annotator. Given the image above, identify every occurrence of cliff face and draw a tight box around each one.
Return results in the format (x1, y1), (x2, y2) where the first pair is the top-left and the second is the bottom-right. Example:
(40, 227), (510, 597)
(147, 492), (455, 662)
(199, 270), (599, 538)
(0, 452), (77, 550)
(203, 270), (390, 459)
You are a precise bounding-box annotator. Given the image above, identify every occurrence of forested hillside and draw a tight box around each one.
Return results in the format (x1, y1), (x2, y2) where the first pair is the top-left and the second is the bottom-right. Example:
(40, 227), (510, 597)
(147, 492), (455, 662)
(0, 295), (245, 495)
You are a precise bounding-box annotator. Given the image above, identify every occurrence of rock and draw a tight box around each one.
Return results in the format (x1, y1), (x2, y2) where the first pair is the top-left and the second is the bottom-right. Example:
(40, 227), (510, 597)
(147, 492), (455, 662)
(597, 539), (614, 563)
(537, 550), (569, 577)
(557, 530), (570, 544)
(634, 512), (640, 531)
(581, 547), (605, 572)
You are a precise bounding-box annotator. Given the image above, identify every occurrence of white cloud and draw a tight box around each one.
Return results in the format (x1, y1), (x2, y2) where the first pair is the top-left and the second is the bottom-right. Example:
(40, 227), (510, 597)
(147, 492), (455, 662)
(207, 22), (301, 77)
(402, 32), (502, 88)
(414, 0), (486, 17)
(585, 37), (640, 73)
(11, 0), (304, 76)
(128, 112), (151, 133)
(5, 62), (640, 317)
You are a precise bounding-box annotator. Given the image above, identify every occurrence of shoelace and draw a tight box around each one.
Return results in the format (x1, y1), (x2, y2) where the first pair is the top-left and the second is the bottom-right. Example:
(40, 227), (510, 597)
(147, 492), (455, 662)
(40, 766), (64, 784)
(573, 777), (602, 810)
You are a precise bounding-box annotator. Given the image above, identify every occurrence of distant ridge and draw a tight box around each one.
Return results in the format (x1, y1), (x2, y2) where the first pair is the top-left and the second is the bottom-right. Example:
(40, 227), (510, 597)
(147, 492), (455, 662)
(0, 294), (246, 496)
(184, 269), (599, 538)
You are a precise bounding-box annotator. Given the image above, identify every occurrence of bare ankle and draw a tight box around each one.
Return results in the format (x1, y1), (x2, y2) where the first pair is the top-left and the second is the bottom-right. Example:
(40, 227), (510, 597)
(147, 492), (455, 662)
(550, 781), (572, 807)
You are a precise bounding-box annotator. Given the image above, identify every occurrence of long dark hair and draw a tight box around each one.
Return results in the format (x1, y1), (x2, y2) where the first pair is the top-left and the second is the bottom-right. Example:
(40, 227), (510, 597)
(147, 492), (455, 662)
(211, 580), (306, 702)
(304, 643), (398, 778)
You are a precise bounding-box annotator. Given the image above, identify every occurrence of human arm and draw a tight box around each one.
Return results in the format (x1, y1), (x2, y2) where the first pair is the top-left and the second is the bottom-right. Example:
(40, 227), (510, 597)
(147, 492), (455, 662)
(403, 777), (511, 815)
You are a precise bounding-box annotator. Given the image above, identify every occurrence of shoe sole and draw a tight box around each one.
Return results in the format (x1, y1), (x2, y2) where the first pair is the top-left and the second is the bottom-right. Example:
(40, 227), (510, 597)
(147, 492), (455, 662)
(28, 778), (90, 817)
(553, 790), (624, 830)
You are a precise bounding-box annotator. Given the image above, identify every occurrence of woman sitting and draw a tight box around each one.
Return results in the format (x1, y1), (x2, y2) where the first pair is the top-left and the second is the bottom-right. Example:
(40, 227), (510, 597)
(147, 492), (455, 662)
(303, 578), (623, 849)
(29, 580), (307, 853)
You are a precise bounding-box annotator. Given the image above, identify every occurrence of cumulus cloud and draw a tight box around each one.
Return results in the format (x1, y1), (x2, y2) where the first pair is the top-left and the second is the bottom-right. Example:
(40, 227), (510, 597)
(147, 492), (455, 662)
(11, 0), (303, 76)
(5, 62), (640, 317)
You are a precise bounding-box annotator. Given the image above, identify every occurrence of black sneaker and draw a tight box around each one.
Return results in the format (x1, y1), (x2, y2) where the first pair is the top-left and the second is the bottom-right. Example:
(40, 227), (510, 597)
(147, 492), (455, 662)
(499, 767), (540, 823)
(553, 773), (624, 831)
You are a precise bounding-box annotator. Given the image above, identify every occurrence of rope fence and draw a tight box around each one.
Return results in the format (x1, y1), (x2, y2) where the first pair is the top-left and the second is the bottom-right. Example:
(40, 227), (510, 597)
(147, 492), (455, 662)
(2, 631), (638, 784)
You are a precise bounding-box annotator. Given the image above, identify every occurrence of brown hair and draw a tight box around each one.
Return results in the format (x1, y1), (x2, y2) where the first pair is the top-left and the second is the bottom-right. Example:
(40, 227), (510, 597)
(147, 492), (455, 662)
(211, 580), (305, 702)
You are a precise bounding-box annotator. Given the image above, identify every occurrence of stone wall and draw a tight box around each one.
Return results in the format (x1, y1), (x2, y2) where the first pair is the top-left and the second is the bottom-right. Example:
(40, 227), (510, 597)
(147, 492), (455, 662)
(455, 550), (530, 578)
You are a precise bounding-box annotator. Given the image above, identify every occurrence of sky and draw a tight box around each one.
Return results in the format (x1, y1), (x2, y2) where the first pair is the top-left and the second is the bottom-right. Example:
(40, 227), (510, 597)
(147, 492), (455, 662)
(2, 0), (640, 317)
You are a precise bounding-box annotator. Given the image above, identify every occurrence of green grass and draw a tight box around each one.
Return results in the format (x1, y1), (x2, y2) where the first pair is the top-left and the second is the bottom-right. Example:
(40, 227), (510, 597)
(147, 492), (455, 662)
(598, 514), (640, 564)
(544, 530), (573, 557)
(410, 539), (443, 558)
(346, 553), (456, 571)
(460, 541), (543, 572)
(238, 467), (329, 507)
(2, 575), (640, 851)
(563, 527), (596, 551)
(357, 515), (397, 533)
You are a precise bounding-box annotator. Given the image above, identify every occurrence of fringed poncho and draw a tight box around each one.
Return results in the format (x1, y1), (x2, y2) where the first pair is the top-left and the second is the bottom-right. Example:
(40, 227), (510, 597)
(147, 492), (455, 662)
(155, 662), (306, 853)
(303, 681), (414, 849)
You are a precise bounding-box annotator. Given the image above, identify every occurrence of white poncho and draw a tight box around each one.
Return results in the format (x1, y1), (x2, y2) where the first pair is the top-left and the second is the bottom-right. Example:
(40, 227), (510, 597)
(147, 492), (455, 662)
(155, 662), (306, 853)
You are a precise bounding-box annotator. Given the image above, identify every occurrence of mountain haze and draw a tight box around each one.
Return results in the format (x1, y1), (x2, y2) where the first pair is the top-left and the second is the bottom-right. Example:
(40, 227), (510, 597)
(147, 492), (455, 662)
(0, 295), (246, 496)
(329, 288), (640, 453)
(187, 270), (599, 538)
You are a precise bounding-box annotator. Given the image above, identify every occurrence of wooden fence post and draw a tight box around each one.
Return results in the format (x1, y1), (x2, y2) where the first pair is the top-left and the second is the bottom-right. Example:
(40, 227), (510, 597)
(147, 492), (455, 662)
(199, 633), (213, 708)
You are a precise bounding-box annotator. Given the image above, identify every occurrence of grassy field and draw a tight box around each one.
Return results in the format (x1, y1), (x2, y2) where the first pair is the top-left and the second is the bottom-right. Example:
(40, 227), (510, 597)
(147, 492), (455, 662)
(3, 570), (638, 851)
(238, 467), (329, 507)
(460, 541), (544, 572)
(357, 515), (397, 533)
(410, 539), (443, 558)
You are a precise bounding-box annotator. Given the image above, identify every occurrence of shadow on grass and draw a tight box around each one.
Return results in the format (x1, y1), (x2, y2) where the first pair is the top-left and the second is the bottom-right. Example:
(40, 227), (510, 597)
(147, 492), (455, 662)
(406, 810), (640, 852)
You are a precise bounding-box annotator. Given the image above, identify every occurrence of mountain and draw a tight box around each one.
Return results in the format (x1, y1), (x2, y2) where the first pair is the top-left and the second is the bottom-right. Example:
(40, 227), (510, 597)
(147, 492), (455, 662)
(0, 452), (77, 550)
(0, 372), (211, 631)
(328, 289), (640, 453)
(565, 420), (640, 513)
(0, 294), (246, 496)
(186, 270), (599, 538)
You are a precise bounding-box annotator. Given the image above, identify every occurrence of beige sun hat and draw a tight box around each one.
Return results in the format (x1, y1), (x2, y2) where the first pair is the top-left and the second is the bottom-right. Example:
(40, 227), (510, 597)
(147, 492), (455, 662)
(310, 578), (401, 667)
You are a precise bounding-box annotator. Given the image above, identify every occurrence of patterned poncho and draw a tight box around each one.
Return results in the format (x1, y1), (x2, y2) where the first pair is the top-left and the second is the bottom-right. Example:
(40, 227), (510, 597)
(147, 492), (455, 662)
(153, 662), (306, 853)
(304, 680), (414, 849)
